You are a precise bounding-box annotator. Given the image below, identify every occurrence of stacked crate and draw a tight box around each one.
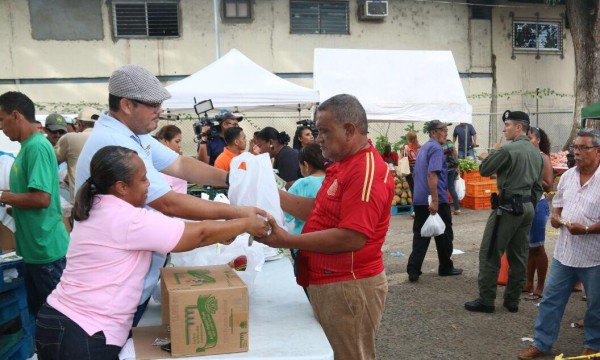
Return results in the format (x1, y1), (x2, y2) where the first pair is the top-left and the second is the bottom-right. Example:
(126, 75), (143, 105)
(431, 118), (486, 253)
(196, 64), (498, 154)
(459, 171), (496, 210)
(0, 259), (34, 360)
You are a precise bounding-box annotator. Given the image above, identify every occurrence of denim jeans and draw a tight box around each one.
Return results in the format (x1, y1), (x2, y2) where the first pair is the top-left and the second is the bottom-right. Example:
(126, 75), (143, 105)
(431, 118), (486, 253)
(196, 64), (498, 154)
(458, 148), (475, 160)
(447, 170), (460, 210)
(24, 257), (66, 317)
(36, 304), (121, 360)
(533, 259), (600, 353)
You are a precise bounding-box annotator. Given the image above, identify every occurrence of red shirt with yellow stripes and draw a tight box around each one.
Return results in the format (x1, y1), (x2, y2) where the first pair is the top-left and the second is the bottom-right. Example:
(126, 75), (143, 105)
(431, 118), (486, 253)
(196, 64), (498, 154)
(296, 144), (394, 287)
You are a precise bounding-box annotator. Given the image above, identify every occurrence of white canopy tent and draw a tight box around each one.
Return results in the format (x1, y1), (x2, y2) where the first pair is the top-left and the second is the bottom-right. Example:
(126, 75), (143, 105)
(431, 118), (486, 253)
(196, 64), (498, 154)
(163, 49), (320, 113)
(313, 48), (472, 123)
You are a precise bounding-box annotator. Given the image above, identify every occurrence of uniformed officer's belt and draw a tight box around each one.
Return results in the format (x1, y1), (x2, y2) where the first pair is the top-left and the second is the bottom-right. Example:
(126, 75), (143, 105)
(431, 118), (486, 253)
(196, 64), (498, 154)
(499, 195), (531, 205)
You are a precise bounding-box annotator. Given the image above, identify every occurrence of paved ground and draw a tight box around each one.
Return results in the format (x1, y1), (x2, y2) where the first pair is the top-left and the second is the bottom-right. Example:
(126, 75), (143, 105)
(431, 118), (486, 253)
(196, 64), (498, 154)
(376, 207), (588, 360)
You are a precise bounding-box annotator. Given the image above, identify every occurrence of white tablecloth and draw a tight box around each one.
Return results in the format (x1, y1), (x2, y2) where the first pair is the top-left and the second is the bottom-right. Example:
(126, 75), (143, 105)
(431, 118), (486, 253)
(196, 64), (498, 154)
(131, 257), (333, 359)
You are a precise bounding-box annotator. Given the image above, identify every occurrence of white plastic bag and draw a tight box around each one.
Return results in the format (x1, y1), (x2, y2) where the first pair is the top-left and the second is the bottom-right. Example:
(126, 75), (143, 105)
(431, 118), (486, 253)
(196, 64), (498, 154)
(228, 152), (287, 259)
(420, 213), (446, 237)
(455, 174), (466, 201)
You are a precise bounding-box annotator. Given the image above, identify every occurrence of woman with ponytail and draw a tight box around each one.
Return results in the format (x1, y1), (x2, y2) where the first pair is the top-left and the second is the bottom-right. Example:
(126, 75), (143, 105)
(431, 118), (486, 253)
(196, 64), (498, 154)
(36, 145), (270, 360)
(256, 126), (301, 188)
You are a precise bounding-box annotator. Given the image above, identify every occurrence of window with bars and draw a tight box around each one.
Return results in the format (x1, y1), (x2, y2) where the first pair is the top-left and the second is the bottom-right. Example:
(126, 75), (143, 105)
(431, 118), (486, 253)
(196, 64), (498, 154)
(290, 0), (349, 34)
(112, 1), (180, 38)
(513, 20), (561, 51)
(223, 0), (252, 19)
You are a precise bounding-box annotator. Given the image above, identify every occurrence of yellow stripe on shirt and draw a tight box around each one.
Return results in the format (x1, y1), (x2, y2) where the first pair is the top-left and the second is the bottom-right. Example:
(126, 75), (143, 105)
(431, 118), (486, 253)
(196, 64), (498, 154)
(362, 152), (375, 202)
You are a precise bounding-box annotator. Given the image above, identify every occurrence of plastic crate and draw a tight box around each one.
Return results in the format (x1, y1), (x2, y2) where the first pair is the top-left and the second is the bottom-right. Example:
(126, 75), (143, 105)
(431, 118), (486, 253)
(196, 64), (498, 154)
(0, 260), (24, 293)
(459, 195), (492, 210)
(391, 205), (413, 215)
(461, 171), (491, 183)
(465, 181), (497, 197)
(3, 334), (34, 360)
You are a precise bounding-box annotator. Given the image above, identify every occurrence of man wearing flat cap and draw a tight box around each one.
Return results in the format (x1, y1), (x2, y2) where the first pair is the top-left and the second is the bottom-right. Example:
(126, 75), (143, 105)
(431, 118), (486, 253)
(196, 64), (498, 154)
(465, 110), (543, 314)
(198, 110), (243, 166)
(75, 64), (265, 325)
(55, 107), (100, 204)
(407, 120), (463, 283)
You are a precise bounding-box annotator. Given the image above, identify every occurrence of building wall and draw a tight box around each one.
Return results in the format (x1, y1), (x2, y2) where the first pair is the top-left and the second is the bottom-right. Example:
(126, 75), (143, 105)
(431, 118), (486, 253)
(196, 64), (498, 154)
(0, 0), (573, 114)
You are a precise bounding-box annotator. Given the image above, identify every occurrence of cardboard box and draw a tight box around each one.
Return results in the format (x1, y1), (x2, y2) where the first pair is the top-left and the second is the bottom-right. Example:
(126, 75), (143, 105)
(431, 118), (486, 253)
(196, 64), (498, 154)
(159, 265), (249, 357)
(0, 223), (15, 253)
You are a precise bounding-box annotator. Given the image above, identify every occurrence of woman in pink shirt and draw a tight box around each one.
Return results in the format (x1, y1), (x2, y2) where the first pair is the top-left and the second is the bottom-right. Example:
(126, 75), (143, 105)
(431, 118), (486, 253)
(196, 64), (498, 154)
(35, 146), (269, 360)
(156, 124), (188, 194)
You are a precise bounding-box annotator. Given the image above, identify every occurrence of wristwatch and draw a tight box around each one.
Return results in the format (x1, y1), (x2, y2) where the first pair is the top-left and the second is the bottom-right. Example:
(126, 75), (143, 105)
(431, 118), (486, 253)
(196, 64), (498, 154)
(199, 141), (207, 145)
(0, 191), (4, 207)
(585, 226), (589, 235)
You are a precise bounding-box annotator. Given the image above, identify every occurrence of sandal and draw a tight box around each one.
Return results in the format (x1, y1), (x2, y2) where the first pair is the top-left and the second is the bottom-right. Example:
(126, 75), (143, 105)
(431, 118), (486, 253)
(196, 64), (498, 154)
(524, 293), (542, 301)
(453, 210), (461, 215)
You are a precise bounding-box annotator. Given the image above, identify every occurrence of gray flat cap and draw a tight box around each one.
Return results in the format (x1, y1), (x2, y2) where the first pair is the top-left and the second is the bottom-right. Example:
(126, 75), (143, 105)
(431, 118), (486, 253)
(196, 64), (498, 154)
(109, 64), (171, 104)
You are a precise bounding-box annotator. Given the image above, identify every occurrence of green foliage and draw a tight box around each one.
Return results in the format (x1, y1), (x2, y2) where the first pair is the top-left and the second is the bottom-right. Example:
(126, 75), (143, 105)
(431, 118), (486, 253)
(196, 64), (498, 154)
(458, 158), (479, 172)
(36, 101), (107, 114)
(468, 88), (572, 100)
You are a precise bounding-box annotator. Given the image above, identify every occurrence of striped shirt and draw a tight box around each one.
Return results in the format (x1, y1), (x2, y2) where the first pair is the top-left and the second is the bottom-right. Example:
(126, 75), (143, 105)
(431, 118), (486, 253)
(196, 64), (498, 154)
(297, 145), (394, 286)
(552, 165), (600, 268)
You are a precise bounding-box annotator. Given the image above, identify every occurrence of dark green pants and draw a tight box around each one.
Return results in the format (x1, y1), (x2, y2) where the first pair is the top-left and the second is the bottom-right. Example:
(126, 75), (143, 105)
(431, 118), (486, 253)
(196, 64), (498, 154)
(477, 204), (534, 307)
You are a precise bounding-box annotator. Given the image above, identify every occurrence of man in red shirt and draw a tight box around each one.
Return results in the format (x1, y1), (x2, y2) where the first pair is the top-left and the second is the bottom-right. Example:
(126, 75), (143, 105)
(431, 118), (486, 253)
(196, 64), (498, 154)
(258, 94), (394, 360)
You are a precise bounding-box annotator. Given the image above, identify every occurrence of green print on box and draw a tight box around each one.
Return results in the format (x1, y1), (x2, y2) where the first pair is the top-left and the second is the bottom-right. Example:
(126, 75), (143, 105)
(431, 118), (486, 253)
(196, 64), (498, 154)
(185, 294), (219, 352)
(174, 269), (217, 285)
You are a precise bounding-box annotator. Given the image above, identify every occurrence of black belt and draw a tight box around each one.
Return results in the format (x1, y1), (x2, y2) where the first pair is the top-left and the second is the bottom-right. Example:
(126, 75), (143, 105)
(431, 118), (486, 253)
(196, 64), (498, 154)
(500, 195), (531, 205)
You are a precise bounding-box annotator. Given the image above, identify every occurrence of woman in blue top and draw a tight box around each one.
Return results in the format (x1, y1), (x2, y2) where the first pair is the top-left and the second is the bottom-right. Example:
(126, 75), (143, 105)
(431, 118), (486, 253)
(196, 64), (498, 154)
(284, 143), (327, 257)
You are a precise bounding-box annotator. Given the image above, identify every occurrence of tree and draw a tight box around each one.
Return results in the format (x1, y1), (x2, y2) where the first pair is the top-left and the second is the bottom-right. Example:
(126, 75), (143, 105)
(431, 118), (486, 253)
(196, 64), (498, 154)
(559, 0), (600, 149)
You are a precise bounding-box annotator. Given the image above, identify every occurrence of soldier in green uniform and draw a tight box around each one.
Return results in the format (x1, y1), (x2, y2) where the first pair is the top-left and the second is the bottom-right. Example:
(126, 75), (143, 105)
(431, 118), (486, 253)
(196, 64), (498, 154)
(465, 110), (543, 313)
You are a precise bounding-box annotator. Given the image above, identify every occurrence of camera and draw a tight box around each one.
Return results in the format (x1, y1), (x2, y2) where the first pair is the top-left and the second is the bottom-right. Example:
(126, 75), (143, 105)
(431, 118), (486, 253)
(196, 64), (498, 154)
(296, 119), (318, 138)
(192, 99), (222, 142)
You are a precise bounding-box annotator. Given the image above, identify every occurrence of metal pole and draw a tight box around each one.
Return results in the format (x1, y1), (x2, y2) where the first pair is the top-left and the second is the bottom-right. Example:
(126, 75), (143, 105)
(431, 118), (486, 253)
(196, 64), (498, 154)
(536, 87), (539, 127)
(214, 0), (221, 59)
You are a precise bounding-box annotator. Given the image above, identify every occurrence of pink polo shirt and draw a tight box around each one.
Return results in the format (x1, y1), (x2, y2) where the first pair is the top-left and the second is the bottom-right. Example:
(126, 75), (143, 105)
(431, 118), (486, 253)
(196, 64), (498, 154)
(47, 195), (184, 347)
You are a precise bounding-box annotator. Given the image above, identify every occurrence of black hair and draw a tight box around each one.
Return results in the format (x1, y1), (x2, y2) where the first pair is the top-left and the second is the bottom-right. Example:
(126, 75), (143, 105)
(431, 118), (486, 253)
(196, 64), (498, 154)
(224, 127), (244, 145)
(528, 127), (551, 155)
(293, 126), (311, 150)
(72, 146), (138, 221)
(78, 120), (95, 129)
(108, 94), (123, 112)
(156, 124), (182, 142)
(317, 94), (368, 135)
(298, 142), (327, 172)
(0, 91), (35, 122)
(257, 127), (290, 146)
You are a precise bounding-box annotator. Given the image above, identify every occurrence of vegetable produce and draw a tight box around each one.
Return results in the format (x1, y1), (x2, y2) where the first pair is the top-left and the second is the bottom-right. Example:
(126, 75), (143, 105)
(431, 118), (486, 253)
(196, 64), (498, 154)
(458, 158), (479, 173)
(550, 151), (568, 167)
(390, 170), (413, 206)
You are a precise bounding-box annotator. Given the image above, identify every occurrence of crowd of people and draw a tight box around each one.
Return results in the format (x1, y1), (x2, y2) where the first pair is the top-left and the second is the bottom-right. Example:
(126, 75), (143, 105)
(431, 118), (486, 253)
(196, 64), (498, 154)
(0, 63), (598, 360)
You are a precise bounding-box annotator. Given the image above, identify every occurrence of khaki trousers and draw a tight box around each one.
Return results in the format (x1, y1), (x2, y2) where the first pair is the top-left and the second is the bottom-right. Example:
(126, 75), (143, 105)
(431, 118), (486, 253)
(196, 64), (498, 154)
(307, 271), (388, 360)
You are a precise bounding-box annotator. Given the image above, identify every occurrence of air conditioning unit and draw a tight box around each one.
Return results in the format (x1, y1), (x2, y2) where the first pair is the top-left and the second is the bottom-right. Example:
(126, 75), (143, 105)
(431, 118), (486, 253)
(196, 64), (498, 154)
(359, 1), (388, 20)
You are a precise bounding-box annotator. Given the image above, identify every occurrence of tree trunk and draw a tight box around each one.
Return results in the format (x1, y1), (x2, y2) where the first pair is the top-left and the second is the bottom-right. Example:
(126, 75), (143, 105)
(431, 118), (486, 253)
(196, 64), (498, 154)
(564, 0), (600, 149)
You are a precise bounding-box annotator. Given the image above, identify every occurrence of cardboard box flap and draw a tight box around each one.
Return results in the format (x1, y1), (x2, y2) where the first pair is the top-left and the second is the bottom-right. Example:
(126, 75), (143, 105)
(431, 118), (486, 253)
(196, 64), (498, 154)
(161, 265), (246, 292)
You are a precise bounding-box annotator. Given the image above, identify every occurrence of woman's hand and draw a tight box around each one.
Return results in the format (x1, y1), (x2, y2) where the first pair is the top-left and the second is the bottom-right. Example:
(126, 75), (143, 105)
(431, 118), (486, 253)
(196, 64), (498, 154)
(236, 206), (267, 219)
(254, 215), (289, 249)
(245, 215), (272, 238)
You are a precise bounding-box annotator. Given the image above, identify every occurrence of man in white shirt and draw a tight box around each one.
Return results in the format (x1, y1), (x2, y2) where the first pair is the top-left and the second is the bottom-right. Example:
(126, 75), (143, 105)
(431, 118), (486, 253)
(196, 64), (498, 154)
(75, 64), (264, 325)
(518, 128), (600, 359)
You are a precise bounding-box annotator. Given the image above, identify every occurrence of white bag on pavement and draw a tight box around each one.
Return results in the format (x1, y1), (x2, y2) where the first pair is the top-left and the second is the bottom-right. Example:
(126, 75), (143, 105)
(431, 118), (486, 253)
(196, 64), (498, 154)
(420, 213), (446, 237)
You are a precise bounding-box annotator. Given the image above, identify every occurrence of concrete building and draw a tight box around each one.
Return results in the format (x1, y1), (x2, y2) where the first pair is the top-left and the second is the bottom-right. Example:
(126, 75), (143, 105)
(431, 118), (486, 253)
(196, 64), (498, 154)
(0, 0), (575, 153)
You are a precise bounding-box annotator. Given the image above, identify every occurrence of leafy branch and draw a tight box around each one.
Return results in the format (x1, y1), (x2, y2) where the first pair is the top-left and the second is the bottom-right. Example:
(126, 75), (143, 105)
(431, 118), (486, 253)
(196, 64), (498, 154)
(468, 88), (572, 100)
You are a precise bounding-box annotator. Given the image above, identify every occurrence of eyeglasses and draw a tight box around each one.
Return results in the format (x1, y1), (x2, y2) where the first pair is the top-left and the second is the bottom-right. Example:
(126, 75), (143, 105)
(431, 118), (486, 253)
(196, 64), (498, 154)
(569, 145), (600, 152)
(130, 99), (162, 112)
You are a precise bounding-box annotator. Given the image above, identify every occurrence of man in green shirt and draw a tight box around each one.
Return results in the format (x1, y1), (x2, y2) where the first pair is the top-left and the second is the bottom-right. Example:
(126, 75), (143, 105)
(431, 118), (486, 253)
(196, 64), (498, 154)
(0, 91), (69, 316)
(464, 110), (543, 314)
